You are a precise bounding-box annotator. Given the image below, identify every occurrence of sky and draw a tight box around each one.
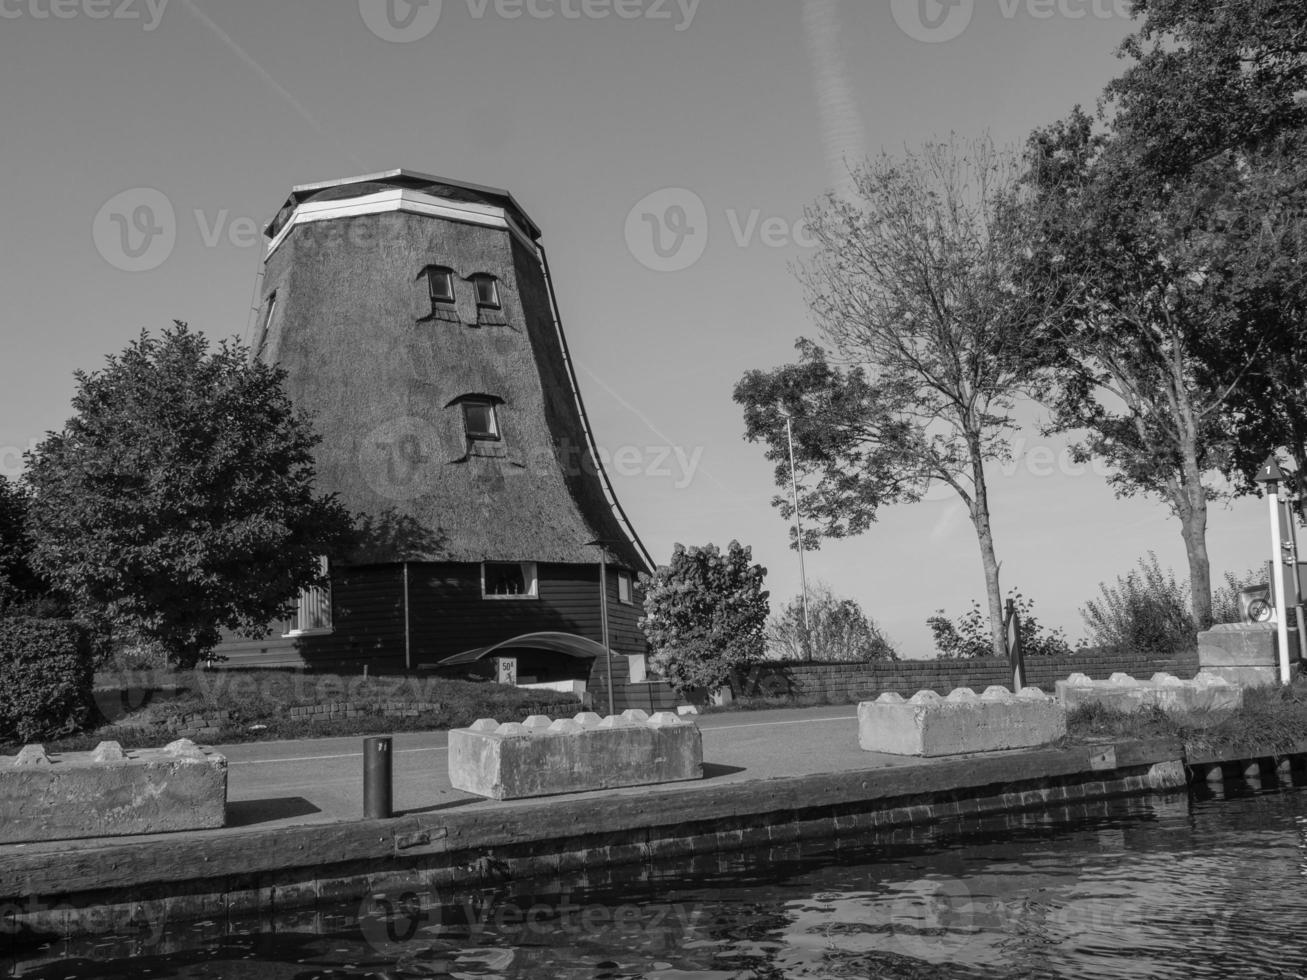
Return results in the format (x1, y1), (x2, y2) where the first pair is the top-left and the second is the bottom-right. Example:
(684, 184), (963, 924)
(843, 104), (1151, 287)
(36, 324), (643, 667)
(0, 0), (1276, 657)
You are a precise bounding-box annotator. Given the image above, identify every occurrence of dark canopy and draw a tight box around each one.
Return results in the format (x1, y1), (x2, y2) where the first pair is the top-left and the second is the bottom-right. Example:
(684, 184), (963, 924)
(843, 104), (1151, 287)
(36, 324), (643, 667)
(436, 631), (608, 667)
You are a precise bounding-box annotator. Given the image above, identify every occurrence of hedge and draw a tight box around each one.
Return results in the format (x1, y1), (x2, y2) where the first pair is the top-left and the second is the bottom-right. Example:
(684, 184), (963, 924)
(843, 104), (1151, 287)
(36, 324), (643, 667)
(0, 617), (95, 742)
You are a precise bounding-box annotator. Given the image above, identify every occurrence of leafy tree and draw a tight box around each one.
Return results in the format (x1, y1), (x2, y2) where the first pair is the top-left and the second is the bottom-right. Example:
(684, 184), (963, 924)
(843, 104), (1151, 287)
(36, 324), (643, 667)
(1080, 553), (1197, 655)
(1024, 103), (1263, 629)
(1103, 0), (1307, 507)
(736, 138), (1070, 658)
(23, 322), (354, 668)
(0, 476), (55, 617)
(767, 581), (897, 663)
(1024, 2), (1307, 634)
(639, 541), (769, 695)
(928, 590), (1073, 660)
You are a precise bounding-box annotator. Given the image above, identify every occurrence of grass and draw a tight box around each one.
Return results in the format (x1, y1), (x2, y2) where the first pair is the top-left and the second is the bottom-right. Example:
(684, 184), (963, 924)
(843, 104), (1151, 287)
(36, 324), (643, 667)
(2, 669), (583, 754)
(1065, 679), (1307, 758)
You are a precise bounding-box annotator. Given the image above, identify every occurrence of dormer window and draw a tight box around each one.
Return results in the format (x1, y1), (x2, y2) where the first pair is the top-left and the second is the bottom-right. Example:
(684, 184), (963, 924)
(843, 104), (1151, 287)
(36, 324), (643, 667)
(470, 274), (500, 309)
(461, 400), (500, 441)
(425, 266), (456, 304)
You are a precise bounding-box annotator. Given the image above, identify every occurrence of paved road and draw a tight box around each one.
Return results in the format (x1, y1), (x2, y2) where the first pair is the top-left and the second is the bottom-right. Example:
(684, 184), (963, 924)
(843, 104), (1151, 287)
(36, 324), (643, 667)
(217, 705), (920, 829)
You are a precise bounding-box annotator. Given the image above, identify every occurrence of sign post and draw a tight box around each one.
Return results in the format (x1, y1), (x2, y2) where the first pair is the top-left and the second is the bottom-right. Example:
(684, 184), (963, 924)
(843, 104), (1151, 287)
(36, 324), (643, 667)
(1255, 457), (1293, 685)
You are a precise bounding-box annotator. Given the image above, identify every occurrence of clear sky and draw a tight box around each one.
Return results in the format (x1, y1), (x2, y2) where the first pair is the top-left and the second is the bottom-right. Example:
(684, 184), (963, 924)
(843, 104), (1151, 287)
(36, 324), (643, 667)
(0, 0), (1272, 657)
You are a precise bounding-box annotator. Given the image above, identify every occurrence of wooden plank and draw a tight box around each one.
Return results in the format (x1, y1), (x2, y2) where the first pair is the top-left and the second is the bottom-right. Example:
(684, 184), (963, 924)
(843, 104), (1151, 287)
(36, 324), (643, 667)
(1185, 738), (1307, 766)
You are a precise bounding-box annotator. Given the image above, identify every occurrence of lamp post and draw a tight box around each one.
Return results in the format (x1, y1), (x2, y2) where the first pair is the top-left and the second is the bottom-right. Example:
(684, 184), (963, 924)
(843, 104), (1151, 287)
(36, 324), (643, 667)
(1255, 456), (1294, 685)
(780, 411), (810, 635)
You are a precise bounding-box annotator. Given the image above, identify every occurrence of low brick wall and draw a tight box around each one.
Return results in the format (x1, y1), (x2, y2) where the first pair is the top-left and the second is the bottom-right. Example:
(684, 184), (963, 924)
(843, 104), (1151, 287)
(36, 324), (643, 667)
(736, 650), (1201, 702)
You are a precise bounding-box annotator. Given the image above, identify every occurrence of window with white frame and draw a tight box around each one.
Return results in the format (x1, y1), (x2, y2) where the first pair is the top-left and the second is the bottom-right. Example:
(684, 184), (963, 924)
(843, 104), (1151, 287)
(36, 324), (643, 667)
(616, 570), (633, 604)
(483, 562), (538, 599)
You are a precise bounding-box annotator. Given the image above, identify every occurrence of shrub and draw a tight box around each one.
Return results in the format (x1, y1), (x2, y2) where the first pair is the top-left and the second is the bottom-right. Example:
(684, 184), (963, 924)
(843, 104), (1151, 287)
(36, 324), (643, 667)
(1211, 566), (1269, 625)
(641, 541), (769, 695)
(1080, 553), (1197, 655)
(929, 590), (1073, 659)
(0, 617), (95, 741)
(768, 582), (898, 662)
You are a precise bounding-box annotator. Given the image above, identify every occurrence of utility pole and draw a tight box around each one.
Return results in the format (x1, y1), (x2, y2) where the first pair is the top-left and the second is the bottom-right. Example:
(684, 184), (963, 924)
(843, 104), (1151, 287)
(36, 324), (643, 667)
(782, 412), (810, 634)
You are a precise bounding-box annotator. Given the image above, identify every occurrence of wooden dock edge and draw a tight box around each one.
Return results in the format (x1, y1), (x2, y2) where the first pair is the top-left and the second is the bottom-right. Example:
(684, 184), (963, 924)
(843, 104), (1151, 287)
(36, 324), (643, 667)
(2, 739), (1189, 941)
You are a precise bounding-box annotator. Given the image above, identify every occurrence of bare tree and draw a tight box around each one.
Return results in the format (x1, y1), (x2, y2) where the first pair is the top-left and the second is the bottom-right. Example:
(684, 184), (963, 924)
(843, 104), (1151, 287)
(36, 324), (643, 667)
(737, 138), (1069, 658)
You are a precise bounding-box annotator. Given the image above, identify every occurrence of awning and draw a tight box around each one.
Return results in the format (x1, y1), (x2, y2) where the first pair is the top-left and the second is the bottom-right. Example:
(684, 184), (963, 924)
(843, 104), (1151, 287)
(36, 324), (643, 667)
(434, 632), (609, 667)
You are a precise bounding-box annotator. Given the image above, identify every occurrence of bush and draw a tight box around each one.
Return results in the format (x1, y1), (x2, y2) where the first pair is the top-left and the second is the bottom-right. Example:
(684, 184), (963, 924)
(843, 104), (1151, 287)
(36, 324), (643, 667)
(928, 590), (1073, 659)
(767, 582), (898, 662)
(0, 617), (95, 742)
(1211, 567), (1269, 625)
(641, 541), (769, 695)
(1080, 553), (1197, 655)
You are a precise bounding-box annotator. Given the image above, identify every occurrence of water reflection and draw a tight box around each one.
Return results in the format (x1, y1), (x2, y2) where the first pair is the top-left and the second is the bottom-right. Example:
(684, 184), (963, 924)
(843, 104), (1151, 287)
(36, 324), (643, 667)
(8, 785), (1307, 979)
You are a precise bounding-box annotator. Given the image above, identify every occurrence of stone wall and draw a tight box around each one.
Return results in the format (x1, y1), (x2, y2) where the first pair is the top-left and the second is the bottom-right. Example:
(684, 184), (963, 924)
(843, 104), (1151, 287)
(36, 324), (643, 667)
(736, 649), (1201, 702)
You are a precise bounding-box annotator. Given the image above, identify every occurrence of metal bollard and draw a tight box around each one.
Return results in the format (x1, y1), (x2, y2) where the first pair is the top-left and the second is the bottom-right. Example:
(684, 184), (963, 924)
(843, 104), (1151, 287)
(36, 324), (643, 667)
(363, 736), (393, 819)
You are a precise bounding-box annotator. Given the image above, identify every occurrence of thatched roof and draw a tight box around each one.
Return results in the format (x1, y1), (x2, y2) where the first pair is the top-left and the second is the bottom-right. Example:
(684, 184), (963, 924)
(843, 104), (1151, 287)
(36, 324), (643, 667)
(255, 172), (651, 573)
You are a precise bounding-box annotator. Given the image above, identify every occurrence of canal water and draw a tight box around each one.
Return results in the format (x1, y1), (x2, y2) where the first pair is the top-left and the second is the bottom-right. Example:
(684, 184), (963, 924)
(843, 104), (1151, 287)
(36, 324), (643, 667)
(7, 779), (1307, 979)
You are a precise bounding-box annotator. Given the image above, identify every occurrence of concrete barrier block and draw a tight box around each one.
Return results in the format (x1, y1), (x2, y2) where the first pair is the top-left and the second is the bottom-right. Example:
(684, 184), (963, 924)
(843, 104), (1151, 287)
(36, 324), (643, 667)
(1198, 623), (1286, 687)
(857, 686), (1066, 757)
(1056, 672), (1242, 715)
(0, 740), (227, 844)
(448, 712), (704, 800)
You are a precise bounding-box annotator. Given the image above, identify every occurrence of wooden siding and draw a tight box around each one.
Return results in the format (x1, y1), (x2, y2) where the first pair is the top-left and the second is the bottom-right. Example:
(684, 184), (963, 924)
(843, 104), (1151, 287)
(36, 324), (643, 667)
(210, 561), (678, 711)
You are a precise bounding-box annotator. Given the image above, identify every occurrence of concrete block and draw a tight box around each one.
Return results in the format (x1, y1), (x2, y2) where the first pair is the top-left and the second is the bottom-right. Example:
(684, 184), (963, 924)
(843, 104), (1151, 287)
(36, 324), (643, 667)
(857, 684), (1061, 757)
(448, 712), (703, 800)
(1198, 623), (1288, 687)
(0, 739), (227, 843)
(857, 686), (1065, 757)
(1056, 671), (1242, 715)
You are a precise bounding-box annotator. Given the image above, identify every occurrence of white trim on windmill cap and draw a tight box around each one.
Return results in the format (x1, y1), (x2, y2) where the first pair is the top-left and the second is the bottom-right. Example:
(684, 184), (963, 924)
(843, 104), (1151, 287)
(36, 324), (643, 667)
(264, 169), (543, 241)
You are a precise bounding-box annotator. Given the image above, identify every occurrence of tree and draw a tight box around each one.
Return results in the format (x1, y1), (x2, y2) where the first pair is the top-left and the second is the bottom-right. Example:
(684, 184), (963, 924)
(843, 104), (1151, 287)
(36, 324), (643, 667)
(766, 581), (897, 663)
(736, 139), (1070, 658)
(639, 542), (769, 695)
(0, 476), (55, 617)
(1024, 110), (1241, 629)
(1024, 0), (1307, 624)
(23, 322), (354, 668)
(1104, 0), (1307, 507)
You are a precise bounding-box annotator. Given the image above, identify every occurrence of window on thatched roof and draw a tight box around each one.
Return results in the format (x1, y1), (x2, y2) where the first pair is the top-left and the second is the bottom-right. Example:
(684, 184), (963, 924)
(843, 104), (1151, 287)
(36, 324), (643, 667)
(460, 400), (500, 441)
(254, 293), (277, 356)
(422, 265), (456, 304)
(617, 569), (633, 604)
(469, 273), (500, 309)
(483, 562), (538, 599)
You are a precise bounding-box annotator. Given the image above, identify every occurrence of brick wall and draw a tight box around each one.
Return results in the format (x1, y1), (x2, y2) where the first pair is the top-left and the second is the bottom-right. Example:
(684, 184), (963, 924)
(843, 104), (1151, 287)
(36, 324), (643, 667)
(735, 649), (1200, 701)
